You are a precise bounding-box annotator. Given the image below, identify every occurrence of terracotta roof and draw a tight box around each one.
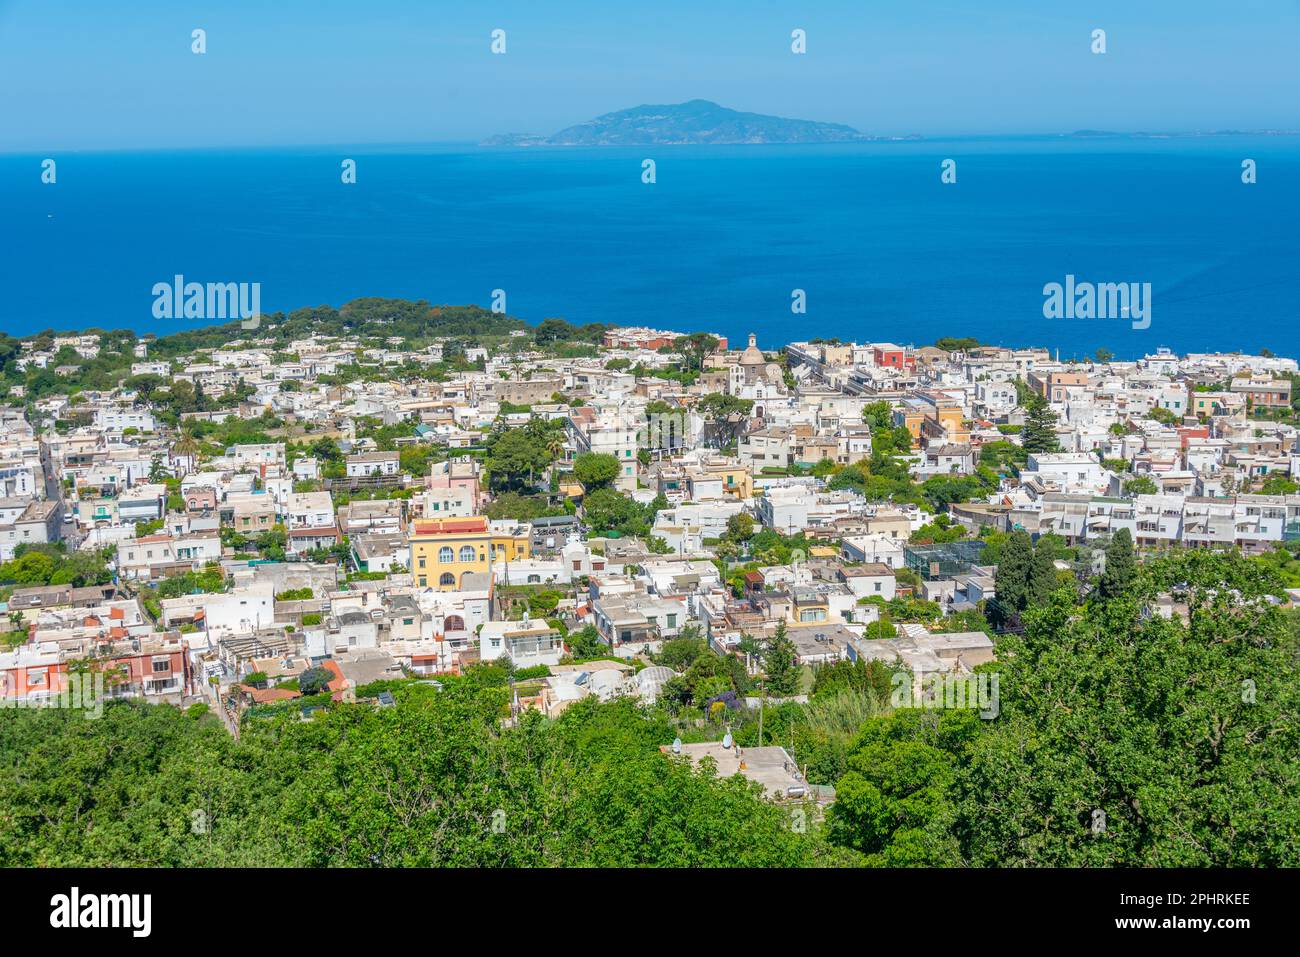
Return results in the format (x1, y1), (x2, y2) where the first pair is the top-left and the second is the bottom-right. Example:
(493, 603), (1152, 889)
(322, 659), (348, 692)
(412, 516), (487, 535)
(289, 526), (339, 538)
(240, 686), (301, 704)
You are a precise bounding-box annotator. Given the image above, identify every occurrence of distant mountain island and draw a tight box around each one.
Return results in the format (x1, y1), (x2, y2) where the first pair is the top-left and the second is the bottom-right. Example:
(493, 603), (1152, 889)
(482, 99), (917, 147)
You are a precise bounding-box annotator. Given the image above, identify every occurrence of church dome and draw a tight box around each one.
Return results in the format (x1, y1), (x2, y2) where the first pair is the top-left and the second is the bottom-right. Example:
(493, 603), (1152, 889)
(739, 333), (765, 366)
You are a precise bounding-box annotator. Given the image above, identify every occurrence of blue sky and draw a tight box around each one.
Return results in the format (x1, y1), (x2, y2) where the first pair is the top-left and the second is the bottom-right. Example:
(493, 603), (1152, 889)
(3, 0), (1298, 150)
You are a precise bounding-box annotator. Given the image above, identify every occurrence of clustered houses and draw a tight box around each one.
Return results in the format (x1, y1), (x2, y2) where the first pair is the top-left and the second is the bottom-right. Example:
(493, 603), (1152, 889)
(3, 324), (1298, 753)
(0, 595), (191, 703)
(786, 341), (1300, 549)
(0, 407), (64, 561)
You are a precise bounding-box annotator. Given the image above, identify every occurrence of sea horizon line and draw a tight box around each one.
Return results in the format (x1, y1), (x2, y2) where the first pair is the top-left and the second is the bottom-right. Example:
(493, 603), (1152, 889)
(4, 129), (1300, 158)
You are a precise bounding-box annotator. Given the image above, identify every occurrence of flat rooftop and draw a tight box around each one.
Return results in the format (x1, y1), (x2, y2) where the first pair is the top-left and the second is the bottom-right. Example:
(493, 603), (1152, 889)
(662, 742), (811, 801)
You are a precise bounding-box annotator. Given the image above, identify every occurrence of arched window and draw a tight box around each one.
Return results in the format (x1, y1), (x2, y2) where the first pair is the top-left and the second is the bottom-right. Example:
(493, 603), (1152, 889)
(444, 614), (465, 631)
(438, 547), (454, 563)
(439, 572), (455, 587)
(459, 545), (476, 563)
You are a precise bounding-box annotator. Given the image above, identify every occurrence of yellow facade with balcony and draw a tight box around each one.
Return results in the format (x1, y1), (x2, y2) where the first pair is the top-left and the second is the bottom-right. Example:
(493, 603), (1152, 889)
(409, 516), (530, 590)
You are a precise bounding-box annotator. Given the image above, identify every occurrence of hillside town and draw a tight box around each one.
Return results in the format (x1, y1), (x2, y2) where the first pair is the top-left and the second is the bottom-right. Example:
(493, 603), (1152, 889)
(3, 319), (1299, 797)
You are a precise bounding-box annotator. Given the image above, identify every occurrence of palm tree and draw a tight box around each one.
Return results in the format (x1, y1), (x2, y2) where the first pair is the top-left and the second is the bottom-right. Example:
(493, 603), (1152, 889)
(545, 432), (567, 488)
(173, 430), (200, 471)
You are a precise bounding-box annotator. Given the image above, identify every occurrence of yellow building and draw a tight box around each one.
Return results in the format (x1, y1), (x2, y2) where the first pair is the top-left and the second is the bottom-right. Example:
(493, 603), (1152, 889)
(699, 459), (753, 499)
(557, 479), (585, 500)
(1192, 393), (1226, 418)
(894, 395), (968, 448)
(409, 516), (530, 590)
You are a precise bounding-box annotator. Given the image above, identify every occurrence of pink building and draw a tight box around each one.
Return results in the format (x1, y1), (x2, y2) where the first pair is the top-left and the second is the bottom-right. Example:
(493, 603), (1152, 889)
(425, 458), (484, 510)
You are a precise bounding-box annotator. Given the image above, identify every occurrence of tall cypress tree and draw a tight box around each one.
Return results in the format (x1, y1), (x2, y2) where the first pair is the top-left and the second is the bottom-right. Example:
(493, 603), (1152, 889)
(1021, 392), (1062, 455)
(763, 621), (800, 697)
(1096, 527), (1137, 601)
(991, 529), (1033, 628)
(1028, 543), (1060, 606)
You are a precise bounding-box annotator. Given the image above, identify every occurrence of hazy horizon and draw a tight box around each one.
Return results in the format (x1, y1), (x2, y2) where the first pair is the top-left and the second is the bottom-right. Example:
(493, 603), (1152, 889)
(3, 0), (1299, 152)
(8, 128), (1300, 159)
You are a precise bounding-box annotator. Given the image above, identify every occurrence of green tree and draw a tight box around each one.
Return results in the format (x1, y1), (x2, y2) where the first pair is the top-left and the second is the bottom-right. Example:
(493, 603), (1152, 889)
(565, 624), (608, 658)
(0, 551), (58, 585)
(1020, 390), (1062, 454)
(1123, 475), (1159, 496)
(696, 393), (753, 446)
(0, 690), (824, 867)
(810, 659), (894, 703)
(298, 667), (334, 696)
(147, 453), (169, 483)
(1095, 527), (1136, 602)
(725, 511), (755, 542)
(828, 710), (974, 866)
(678, 332), (720, 372)
(655, 633), (707, 671)
(310, 437), (343, 463)
(485, 425), (555, 491)
(863, 619), (897, 640)
(399, 443), (442, 478)
(534, 317), (577, 345)
(959, 555), (1300, 865)
(572, 452), (620, 490)
(484, 492), (565, 522)
(1027, 541), (1060, 607)
(763, 622), (800, 697)
(1260, 474), (1300, 496)
(989, 529), (1033, 629)
(582, 487), (643, 534)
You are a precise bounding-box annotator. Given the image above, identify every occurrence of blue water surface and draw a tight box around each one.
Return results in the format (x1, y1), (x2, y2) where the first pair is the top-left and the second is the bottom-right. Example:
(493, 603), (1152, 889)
(2, 137), (1297, 358)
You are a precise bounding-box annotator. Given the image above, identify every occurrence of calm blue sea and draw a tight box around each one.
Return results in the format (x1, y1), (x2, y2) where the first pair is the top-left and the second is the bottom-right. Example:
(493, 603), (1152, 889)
(2, 137), (1297, 358)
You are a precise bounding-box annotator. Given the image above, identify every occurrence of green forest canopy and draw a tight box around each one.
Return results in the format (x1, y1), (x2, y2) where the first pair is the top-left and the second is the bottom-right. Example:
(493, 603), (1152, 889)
(1, 548), (1296, 867)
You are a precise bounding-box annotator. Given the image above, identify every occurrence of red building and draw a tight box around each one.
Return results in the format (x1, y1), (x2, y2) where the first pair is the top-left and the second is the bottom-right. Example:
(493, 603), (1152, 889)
(872, 343), (915, 371)
(0, 633), (192, 703)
